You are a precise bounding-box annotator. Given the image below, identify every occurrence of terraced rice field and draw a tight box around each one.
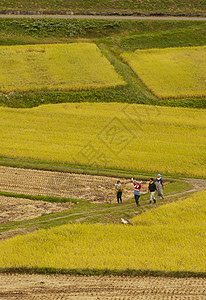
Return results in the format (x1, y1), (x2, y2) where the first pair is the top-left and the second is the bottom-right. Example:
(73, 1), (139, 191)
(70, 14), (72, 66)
(0, 43), (125, 92)
(122, 46), (206, 99)
(0, 103), (205, 177)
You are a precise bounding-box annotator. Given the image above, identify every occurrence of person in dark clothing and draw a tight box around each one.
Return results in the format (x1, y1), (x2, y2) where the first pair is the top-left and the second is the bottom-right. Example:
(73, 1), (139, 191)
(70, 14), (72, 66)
(148, 178), (156, 204)
(115, 180), (123, 203)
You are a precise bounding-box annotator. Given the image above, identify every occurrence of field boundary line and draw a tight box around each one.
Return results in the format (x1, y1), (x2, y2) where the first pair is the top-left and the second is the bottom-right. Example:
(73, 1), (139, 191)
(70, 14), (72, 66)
(0, 14), (206, 20)
(0, 266), (205, 278)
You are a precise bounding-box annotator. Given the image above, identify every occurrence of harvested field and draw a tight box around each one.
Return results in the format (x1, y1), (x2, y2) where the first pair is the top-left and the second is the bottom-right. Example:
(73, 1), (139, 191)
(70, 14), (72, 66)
(0, 195), (72, 224)
(0, 166), (148, 203)
(1, 274), (206, 299)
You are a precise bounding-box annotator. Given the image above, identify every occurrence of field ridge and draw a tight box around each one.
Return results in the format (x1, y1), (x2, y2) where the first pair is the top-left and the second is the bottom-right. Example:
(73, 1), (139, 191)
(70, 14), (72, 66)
(1, 12), (206, 18)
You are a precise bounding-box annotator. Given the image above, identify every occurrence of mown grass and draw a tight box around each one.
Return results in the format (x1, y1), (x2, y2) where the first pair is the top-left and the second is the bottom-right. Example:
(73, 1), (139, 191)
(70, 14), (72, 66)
(0, 0), (205, 14)
(121, 46), (206, 99)
(0, 103), (205, 177)
(0, 191), (205, 275)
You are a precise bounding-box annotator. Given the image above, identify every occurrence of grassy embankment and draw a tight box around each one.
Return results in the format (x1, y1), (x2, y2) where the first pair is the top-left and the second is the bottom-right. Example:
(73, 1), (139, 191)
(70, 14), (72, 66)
(0, 19), (205, 108)
(0, 190), (205, 277)
(0, 103), (205, 178)
(0, 0), (205, 15)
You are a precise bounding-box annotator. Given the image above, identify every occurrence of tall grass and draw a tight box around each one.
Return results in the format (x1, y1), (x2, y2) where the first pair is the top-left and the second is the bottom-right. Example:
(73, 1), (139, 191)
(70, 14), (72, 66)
(121, 46), (206, 99)
(0, 103), (205, 177)
(0, 43), (125, 93)
(0, 191), (205, 273)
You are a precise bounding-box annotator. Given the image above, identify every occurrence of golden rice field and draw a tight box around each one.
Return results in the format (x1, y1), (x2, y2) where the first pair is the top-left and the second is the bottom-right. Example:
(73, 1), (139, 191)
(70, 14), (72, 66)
(121, 46), (206, 99)
(0, 43), (125, 93)
(0, 103), (205, 177)
(0, 191), (205, 272)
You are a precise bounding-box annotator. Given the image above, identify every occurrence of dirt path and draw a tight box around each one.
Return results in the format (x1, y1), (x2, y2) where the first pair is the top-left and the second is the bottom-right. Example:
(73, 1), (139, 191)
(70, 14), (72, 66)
(0, 14), (206, 20)
(0, 166), (205, 226)
(1, 274), (206, 299)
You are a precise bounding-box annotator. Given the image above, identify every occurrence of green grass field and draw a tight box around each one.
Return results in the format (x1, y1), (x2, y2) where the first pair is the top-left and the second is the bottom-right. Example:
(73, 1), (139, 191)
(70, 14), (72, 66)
(0, 103), (205, 177)
(0, 0), (205, 14)
(0, 43), (125, 93)
(121, 46), (206, 99)
(0, 191), (205, 274)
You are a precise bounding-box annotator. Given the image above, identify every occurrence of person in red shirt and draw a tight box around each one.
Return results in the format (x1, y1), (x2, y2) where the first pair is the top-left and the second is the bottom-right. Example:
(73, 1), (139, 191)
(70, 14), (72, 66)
(131, 178), (142, 206)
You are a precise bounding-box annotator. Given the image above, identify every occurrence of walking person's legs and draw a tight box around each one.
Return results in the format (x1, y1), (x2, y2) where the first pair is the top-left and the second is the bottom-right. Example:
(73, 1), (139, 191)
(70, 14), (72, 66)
(117, 192), (119, 203)
(156, 188), (164, 200)
(117, 191), (122, 203)
(150, 191), (155, 204)
(135, 194), (140, 206)
(119, 191), (122, 203)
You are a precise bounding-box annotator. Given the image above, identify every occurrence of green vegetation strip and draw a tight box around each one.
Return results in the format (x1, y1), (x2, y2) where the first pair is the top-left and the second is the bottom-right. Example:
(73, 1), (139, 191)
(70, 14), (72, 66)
(0, 155), (203, 180)
(0, 267), (205, 278)
(0, 191), (205, 275)
(0, 0), (205, 14)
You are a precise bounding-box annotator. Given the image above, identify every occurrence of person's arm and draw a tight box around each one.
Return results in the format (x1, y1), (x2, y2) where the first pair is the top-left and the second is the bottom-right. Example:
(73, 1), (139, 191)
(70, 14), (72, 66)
(131, 178), (135, 187)
(161, 179), (164, 189)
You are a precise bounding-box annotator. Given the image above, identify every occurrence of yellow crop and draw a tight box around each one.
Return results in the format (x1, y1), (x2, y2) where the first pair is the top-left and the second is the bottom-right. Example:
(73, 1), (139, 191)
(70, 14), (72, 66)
(0, 191), (205, 272)
(0, 43), (125, 93)
(121, 46), (206, 99)
(0, 103), (205, 177)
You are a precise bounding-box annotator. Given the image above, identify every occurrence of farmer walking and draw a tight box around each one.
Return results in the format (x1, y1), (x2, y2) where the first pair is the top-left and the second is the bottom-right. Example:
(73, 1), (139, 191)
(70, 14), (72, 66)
(156, 174), (164, 200)
(131, 178), (141, 206)
(148, 178), (156, 204)
(115, 180), (123, 204)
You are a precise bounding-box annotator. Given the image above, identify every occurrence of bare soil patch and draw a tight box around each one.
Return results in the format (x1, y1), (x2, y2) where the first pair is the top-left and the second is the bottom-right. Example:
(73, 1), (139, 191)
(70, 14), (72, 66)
(0, 195), (72, 224)
(1, 274), (206, 299)
(0, 166), (148, 203)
